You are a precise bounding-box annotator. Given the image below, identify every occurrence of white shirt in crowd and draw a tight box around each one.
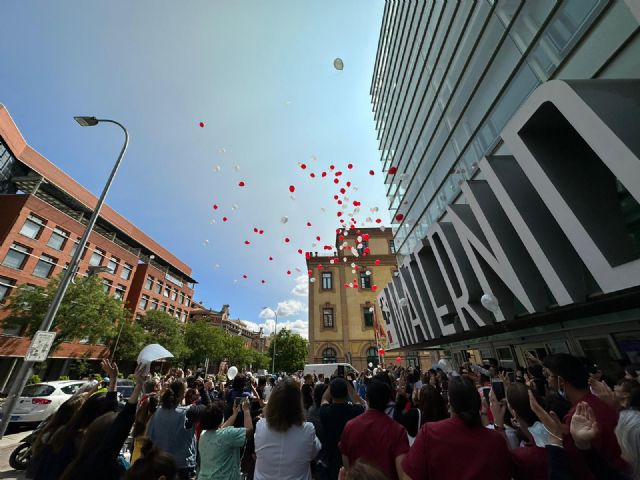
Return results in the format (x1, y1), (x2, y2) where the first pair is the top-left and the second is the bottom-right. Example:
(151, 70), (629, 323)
(254, 418), (322, 480)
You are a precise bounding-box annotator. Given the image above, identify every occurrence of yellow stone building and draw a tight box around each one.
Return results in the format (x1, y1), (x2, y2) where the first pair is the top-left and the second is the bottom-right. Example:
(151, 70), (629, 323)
(307, 227), (432, 371)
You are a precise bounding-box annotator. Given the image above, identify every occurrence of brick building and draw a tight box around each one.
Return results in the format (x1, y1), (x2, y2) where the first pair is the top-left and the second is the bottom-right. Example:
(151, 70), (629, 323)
(0, 105), (196, 389)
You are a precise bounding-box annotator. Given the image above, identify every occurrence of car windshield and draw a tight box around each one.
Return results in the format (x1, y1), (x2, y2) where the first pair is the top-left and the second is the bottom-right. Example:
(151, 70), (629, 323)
(61, 383), (85, 395)
(21, 385), (55, 397)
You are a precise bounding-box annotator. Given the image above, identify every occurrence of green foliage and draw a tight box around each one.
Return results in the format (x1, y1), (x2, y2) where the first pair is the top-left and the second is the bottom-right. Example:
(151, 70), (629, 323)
(58, 375), (70, 381)
(127, 374), (136, 381)
(248, 350), (271, 370)
(69, 358), (90, 378)
(111, 319), (147, 363)
(136, 310), (187, 360)
(3, 274), (128, 349)
(28, 374), (41, 385)
(184, 319), (226, 366)
(268, 329), (308, 373)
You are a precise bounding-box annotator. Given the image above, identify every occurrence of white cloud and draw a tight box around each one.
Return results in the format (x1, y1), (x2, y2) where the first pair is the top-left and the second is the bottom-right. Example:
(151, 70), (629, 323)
(291, 275), (309, 297)
(241, 318), (309, 339)
(276, 299), (307, 317)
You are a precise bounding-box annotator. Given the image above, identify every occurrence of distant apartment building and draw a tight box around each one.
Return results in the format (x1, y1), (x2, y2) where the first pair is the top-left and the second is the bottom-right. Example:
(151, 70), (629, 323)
(370, 1), (640, 377)
(0, 104), (196, 389)
(189, 302), (268, 354)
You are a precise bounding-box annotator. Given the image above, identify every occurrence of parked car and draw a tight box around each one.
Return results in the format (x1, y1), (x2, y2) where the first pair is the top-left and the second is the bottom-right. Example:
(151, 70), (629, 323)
(1, 380), (88, 425)
(116, 379), (135, 401)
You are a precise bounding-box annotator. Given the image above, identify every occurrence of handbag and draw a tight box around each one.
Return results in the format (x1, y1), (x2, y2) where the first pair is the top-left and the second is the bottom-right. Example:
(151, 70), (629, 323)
(408, 408), (421, 447)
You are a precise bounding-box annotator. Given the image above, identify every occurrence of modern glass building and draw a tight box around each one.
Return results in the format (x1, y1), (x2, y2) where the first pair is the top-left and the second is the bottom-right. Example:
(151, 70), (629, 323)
(370, 0), (640, 375)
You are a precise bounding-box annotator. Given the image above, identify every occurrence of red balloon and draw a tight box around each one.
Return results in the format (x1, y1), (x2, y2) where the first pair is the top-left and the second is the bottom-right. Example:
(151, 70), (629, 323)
(284, 237), (290, 243)
(372, 285), (378, 292)
(244, 240), (250, 245)
(375, 218), (382, 224)
(346, 181), (351, 187)
(300, 163), (307, 170)
(340, 188), (346, 194)
(374, 259), (381, 266)
(261, 280), (266, 284)
(395, 356), (402, 363)
(306, 222), (312, 227)
(388, 166), (398, 175)
(253, 227), (258, 233)
(378, 348), (385, 356)
(213, 204), (219, 210)
(269, 256), (273, 261)
(310, 173), (316, 178)
(223, 217), (228, 222)
(289, 185), (295, 193)
(347, 163), (353, 169)
(395, 213), (404, 222)
(287, 270), (291, 275)
(329, 165), (335, 170)
(317, 264), (323, 270)
(199, 122), (205, 128)
(369, 170), (375, 175)
(316, 236), (321, 241)
(334, 178), (339, 184)
(322, 172), (327, 177)
(337, 212), (343, 217)
(238, 181), (245, 187)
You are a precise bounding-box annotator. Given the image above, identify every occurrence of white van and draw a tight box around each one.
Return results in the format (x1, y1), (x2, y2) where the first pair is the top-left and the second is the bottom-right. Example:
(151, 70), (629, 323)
(303, 363), (359, 378)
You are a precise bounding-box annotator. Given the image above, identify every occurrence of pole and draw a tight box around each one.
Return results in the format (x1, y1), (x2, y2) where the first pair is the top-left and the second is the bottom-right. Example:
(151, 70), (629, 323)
(271, 312), (278, 374)
(0, 119), (128, 438)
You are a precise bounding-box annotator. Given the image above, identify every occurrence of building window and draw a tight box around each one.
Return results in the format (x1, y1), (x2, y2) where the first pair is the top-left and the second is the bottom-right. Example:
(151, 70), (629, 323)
(2, 243), (31, 270)
(150, 298), (159, 310)
(160, 303), (167, 312)
(171, 289), (177, 301)
(322, 347), (337, 364)
(89, 248), (105, 267)
(139, 294), (149, 310)
(168, 306), (175, 315)
(363, 307), (374, 327)
(389, 240), (396, 254)
(360, 273), (372, 290)
(102, 279), (112, 294)
(366, 346), (378, 367)
(185, 296), (191, 307)
(33, 254), (57, 279)
(145, 276), (153, 290)
(163, 286), (170, 298)
(323, 308), (334, 328)
(120, 263), (132, 280)
(107, 257), (119, 274)
(155, 281), (162, 294)
(357, 240), (368, 256)
(0, 277), (15, 304)
(180, 311), (187, 322)
(19, 215), (45, 239)
(69, 240), (86, 259)
(321, 272), (333, 290)
(179, 292), (184, 304)
(47, 228), (69, 251)
(114, 284), (126, 300)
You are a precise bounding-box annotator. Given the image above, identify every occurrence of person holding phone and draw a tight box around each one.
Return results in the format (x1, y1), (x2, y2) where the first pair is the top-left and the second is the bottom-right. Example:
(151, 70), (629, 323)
(198, 398), (253, 480)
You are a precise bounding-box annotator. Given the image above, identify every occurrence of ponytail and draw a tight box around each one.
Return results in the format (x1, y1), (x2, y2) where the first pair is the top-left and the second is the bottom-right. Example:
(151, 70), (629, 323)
(161, 380), (185, 409)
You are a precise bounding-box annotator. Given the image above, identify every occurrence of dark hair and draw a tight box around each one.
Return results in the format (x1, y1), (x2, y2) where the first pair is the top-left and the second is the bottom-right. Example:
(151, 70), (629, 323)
(416, 384), (448, 422)
(232, 375), (245, 391)
(32, 394), (85, 457)
(125, 438), (177, 480)
(60, 411), (118, 480)
(373, 372), (393, 389)
(624, 365), (639, 379)
(143, 378), (158, 394)
(366, 380), (391, 411)
(161, 380), (186, 409)
(544, 353), (589, 390)
(313, 383), (328, 408)
(330, 378), (349, 400)
(184, 388), (199, 405)
(265, 379), (304, 432)
(448, 376), (481, 427)
(50, 392), (115, 453)
(543, 393), (572, 421)
(506, 383), (538, 426)
(618, 379), (640, 409)
(132, 393), (158, 438)
(258, 377), (267, 387)
(200, 402), (225, 431)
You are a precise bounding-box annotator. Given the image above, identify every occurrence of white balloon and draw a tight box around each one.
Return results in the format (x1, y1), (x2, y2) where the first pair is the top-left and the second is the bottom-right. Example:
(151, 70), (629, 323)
(280, 216), (289, 224)
(290, 195), (296, 200)
(351, 269), (356, 274)
(357, 243), (363, 249)
(234, 164), (241, 171)
(311, 242), (317, 247)
(218, 147), (226, 154)
(214, 165), (221, 172)
(368, 362), (373, 368)
(214, 264), (220, 269)
(352, 187), (358, 192)
(369, 307), (374, 313)
(343, 258), (348, 262)
(203, 240), (209, 246)
(227, 366), (239, 380)
(365, 270), (371, 276)
(209, 219), (216, 224)
(295, 268), (301, 272)
(320, 207), (326, 212)
(350, 263), (356, 268)
(399, 298), (409, 307)
(481, 293), (500, 313)
(333, 58), (344, 70)
(329, 259), (335, 264)
(310, 278), (316, 283)
(357, 236), (362, 242)
(380, 226), (386, 232)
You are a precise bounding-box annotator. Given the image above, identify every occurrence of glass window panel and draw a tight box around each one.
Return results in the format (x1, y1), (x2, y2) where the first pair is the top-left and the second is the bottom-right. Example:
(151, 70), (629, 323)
(47, 228), (68, 250)
(89, 249), (104, 267)
(120, 263), (132, 280)
(33, 255), (56, 278)
(107, 258), (118, 274)
(322, 272), (332, 290)
(2, 244), (30, 270)
(323, 308), (334, 328)
(139, 295), (149, 310)
(145, 276), (153, 290)
(19, 217), (43, 239)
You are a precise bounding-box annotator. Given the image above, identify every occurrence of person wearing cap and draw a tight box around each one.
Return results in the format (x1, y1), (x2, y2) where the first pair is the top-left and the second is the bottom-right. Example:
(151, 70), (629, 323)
(318, 377), (365, 479)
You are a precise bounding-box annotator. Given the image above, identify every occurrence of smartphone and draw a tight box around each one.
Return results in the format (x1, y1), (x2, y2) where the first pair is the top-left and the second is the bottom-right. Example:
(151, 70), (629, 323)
(491, 380), (505, 401)
(482, 387), (491, 405)
(337, 365), (345, 378)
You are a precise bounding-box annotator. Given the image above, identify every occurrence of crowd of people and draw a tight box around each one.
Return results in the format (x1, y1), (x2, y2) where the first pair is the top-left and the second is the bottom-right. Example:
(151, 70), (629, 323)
(21, 352), (640, 480)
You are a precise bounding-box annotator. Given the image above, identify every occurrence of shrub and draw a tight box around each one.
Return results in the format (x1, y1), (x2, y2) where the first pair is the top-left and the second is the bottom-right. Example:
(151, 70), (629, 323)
(127, 374), (136, 381)
(27, 374), (41, 385)
(93, 373), (102, 382)
(58, 375), (70, 381)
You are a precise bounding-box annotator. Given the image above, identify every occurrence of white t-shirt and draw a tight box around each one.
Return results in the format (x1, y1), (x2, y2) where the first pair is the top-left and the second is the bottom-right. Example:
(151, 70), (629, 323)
(254, 418), (322, 480)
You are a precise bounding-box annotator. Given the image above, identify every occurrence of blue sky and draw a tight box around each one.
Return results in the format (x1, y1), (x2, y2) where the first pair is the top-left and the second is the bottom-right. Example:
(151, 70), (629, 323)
(1, 1), (388, 337)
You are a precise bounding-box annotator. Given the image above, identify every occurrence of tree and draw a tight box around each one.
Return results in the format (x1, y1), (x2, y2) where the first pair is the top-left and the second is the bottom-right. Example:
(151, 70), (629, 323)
(183, 319), (225, 367)
(136, 310), (187, 361)
(111, 318), (147, 363)
(268, 329), (308, 373)
(3, 274), (128, 349)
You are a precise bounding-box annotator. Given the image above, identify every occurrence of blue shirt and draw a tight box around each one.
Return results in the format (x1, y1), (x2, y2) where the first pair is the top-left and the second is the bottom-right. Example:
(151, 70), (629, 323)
(148, 406), (197, 469)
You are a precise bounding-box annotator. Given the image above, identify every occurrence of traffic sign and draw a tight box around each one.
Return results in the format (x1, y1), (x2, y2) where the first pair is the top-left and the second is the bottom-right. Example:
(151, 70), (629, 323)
(25, 331), (56, 362)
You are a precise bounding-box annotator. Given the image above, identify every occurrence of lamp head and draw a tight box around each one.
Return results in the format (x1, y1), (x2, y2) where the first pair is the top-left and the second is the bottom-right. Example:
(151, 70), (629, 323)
(74, 116), (99, 127)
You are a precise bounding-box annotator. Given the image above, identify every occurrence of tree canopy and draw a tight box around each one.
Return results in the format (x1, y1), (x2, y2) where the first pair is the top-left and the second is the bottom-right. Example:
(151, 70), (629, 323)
(268, 329), (308, 373)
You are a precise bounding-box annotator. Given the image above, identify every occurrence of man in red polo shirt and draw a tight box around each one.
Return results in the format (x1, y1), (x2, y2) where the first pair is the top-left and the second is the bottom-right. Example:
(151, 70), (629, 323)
(543, 353), (628, 477)
(339, 379), (409, 480)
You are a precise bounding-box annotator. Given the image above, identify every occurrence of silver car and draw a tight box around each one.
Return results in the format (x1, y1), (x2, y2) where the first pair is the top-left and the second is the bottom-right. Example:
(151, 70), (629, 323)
(4, 380), (88, 424)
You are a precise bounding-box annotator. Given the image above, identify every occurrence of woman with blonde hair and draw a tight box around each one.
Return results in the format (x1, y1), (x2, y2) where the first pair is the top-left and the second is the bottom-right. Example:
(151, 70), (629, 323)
(254, 378), (321, 480)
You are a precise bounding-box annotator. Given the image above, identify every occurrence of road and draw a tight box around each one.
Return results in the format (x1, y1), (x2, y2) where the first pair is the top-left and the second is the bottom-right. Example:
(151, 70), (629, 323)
(0, 429), (32, 480)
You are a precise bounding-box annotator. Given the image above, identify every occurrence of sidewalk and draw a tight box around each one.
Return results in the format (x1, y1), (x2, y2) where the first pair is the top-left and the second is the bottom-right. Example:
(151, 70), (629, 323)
(0, 432), (30, 450)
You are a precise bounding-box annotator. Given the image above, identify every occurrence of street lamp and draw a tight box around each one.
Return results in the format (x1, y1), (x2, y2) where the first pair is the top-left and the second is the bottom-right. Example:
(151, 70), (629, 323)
(262, 307), (279, 374)
(0, 117), (129, 438)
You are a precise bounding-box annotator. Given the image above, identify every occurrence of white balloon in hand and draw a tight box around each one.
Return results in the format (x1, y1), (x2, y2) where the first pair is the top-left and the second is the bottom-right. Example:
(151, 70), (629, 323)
(227, 366), (239, 380)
